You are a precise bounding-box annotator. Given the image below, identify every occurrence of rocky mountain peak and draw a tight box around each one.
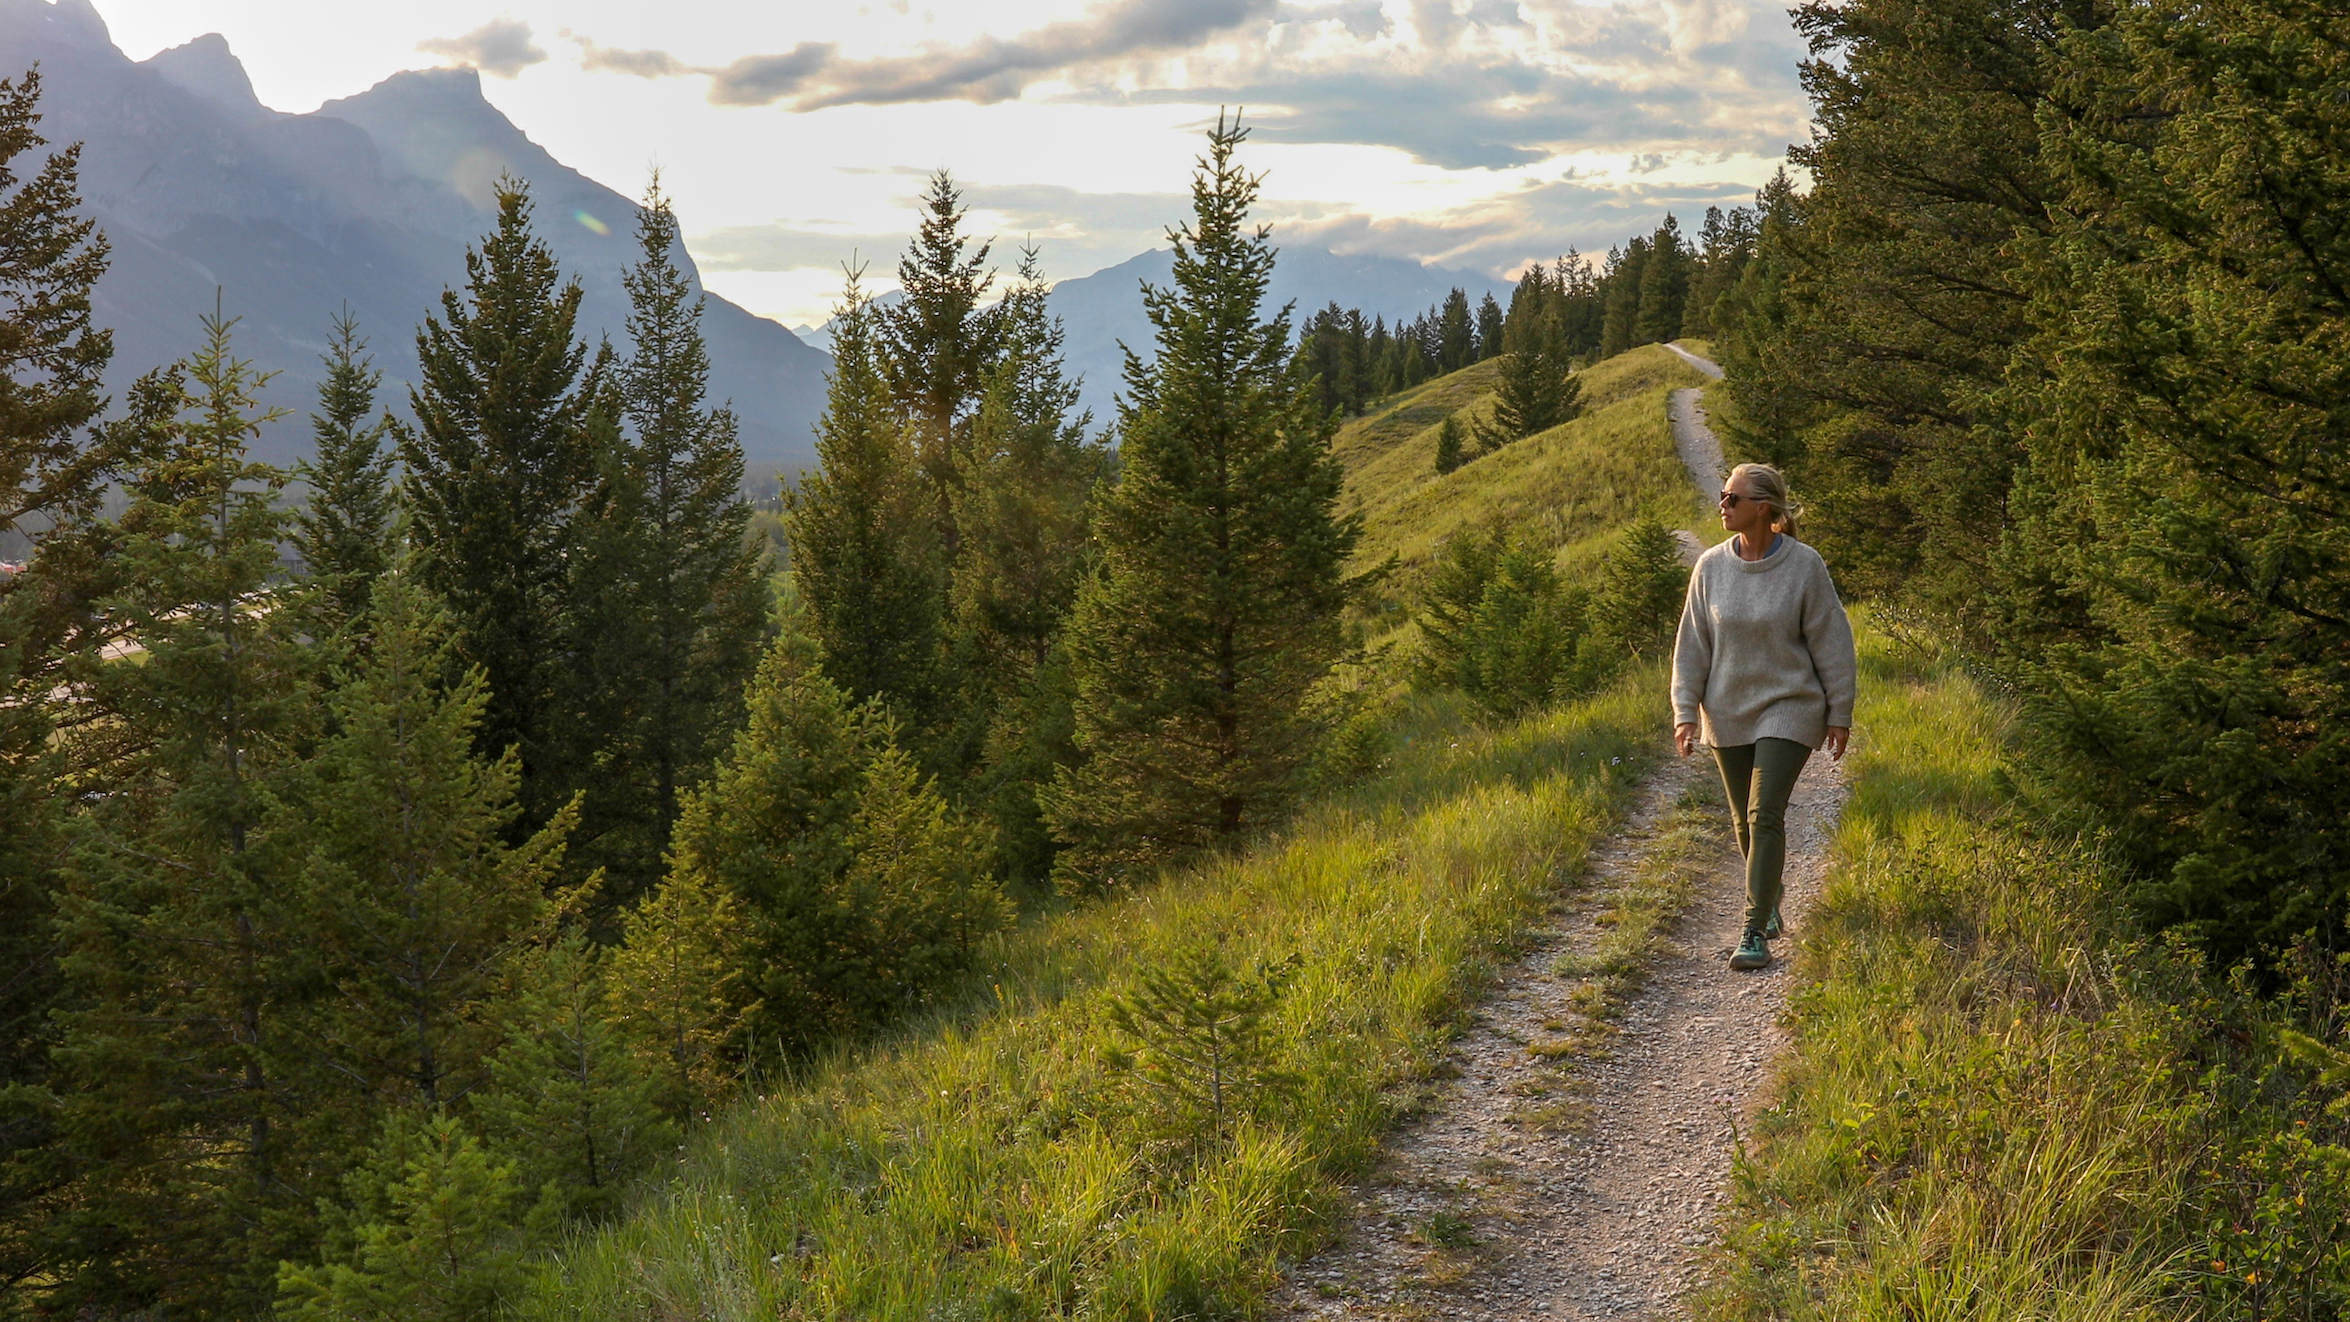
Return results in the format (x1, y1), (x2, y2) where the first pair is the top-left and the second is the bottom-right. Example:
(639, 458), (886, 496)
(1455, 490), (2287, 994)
(0, 0), (109, 52)
(141, 32), (264, 118)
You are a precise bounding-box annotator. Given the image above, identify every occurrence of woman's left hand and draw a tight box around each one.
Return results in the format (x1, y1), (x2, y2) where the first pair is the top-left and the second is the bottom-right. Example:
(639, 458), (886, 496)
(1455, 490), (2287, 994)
(1824, 726), (1849, 761)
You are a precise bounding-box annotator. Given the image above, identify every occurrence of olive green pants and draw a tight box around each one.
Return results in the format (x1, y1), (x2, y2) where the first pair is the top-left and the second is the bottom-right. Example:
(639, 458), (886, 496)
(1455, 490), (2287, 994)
(1711, 737), (1812, 934)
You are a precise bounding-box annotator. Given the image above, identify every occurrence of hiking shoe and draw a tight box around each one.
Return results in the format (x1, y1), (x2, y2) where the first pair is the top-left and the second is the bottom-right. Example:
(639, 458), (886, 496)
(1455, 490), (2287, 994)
(1764, 906), (1784, 941)
(1729, 927), (1771, 971)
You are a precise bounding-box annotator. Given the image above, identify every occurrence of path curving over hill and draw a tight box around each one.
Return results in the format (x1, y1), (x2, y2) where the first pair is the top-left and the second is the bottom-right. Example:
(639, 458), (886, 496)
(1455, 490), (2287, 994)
(1274, 342), (1847, 1321)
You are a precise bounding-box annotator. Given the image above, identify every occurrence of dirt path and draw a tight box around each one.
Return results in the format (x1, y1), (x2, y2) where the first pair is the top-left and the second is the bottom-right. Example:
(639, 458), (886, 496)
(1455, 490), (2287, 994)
(1273, 344), (1843, 1321)
(1663, 342), (1724, 381)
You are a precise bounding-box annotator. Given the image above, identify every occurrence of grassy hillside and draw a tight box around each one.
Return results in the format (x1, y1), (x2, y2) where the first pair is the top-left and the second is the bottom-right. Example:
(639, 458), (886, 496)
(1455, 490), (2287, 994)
(505, 345), (1709, 1320)
(519, 683), (1664, 1319)
(1700, 627), (2350, 1318)
(1337, 344), (1713, 621)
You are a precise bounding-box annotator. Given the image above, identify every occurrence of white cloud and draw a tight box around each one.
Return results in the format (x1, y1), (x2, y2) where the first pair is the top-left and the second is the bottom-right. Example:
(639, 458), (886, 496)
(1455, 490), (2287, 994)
(417, 17), (547, 79)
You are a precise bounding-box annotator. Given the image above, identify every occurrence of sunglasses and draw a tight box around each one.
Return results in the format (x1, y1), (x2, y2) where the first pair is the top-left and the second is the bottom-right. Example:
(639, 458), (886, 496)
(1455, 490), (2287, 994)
(1718, 490), (1759, 507)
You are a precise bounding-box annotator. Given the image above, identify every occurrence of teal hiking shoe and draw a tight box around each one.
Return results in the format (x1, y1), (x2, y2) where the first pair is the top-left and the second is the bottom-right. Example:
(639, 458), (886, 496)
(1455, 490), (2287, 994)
(1729, 927), (1771, 971)
(1764, 906), (1784, 941)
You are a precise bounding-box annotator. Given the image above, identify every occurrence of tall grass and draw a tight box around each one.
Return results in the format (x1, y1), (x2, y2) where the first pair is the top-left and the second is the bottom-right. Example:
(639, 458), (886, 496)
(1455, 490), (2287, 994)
(515, 675), (1671, 1321)
(1700, 625), (2350, 1320)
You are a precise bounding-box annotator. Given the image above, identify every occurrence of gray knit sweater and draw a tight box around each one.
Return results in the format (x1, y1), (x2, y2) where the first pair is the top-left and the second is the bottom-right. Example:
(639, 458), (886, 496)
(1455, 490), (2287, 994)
(1671, 536), (1858, 749)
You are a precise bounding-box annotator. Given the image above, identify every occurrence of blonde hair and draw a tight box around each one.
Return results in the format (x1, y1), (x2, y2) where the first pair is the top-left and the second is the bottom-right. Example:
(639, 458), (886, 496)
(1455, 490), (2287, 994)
(1728, 462), (1802, 539)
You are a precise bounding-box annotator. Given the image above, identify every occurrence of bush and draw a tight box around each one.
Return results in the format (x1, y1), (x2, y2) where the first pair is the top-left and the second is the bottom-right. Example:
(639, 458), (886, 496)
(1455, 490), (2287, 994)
(1588, 518), (1688, 658)
(1415, 529), (1630, 717)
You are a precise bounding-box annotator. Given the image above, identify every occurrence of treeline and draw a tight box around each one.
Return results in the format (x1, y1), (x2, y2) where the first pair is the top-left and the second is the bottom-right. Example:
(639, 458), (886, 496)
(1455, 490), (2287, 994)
(1292, 206), (1761, 420)
(0, 83), (1366, 1319)
(1709, 0), (2347, 972)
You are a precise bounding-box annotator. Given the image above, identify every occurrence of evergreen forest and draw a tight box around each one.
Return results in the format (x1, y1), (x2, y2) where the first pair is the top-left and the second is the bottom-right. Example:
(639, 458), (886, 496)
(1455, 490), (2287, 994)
(2, 0), (2350, 1312)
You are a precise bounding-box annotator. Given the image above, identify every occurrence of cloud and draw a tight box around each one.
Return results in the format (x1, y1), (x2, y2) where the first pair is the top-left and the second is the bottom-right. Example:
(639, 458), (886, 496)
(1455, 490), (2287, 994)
(566, 0), (1806, 174)
(565, 33), (692, 79)
(690, 224), (913, 272)
(707, 44), (842, 106)
(1270, 171), (1773, 276)
(572, 0), (1279, 109)
(418, 18), (548, 80)
(720, 0), (1279, 108)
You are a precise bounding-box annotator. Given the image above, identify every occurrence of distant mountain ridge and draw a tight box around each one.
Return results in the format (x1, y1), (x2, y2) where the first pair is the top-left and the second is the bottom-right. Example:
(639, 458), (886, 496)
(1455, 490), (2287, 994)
(796, 247), (1511, 429)
(4, 0), (1521, 471)
(1045, 247), (1510, 427)
(0, 0), (830, 469)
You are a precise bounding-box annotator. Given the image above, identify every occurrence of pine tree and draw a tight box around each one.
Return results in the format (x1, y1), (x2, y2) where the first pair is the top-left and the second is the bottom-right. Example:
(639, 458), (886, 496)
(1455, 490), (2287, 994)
(664, 632), (1001, 1054)
(1475, 292), (1506, 361)
(1483, 302), (1582, 444)
(876, 170), (1001, 544)
(273, 570), (575, 1116)
(948, 250), (1107, 881)
(1990, 0), (2350, 961)
(560, 181), (767, 908)
(1599, 238), (1648, 358)
(787, 280), (943, 724)
(49, 314), (313, 1318)
(1553, 249), (1606, 357)
(1588, 519), (1688, 658)
(292, 310), (397, 635)
(1633, 215), (1690, 345)
(605, 866), (746, 1115)
(277, 1110), (525, 1322)
(401, 180), (610, 828)
(1045, 116), (1362, 884)
(0, 64), (118, 1298)
(1437, 288), (1476, 372)
(476, 930), (672, 1222)
(1433, 412), (1465, 475)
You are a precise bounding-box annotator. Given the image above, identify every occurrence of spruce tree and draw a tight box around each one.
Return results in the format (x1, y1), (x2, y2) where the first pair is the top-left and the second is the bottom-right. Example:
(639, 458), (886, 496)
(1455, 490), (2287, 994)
(0, 64), (117, 1297)
(276, 1109), (525, 1322)
(1633, 215), (1690, 345)
(787, 282), (944, 724)
(49, 314), (313, 1318)
(476, 931), (671, 1221)
(605, 866), (745, 1115)
(948, 250), (1108, 880)
(401, 180), (609, 827)
(560, 181), (766, 907)
(292, 310), (398, 635)
(1433, 412), (1465, 475)
(665, 632), (1003, 1055)
(1475, 292), (1506, 361)
(274, 570), (575, 1115)
(1483, 302), (1581, 444)
(1437, 287), (1476, 372)
(1589, 518), (1689, 658)
(1045, 116), (1362, 884)
(876, 170), (1000, 542)
(1599, 238), (1648, 358)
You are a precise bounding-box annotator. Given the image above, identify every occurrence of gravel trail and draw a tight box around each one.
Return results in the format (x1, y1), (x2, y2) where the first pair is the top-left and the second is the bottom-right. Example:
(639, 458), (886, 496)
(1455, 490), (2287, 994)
(1273, 344), (1842, 1321)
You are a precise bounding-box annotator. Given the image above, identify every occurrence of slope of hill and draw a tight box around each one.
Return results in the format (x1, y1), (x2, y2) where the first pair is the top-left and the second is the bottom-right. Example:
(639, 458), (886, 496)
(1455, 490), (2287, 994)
(1338, 343), (1716, 620)
(501, 342), (1701, 1319)
(0, 0), (828, 468)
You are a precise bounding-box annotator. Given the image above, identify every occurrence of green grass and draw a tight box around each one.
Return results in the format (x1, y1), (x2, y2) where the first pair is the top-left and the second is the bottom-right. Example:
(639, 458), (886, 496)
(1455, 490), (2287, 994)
(515, 674), (1671, 1321)
(1341, 345), (1711, 602)
(1698, 623), (2350, 1319)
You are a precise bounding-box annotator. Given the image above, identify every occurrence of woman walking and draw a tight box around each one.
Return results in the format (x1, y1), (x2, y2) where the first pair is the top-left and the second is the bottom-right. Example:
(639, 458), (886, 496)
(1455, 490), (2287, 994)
(1671, 463), (1856, 972)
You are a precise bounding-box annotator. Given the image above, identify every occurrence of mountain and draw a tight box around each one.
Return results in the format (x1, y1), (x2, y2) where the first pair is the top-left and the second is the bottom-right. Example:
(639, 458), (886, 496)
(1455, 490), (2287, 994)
(1046, 246), (1511, 428)
(0, 0), (829, 471)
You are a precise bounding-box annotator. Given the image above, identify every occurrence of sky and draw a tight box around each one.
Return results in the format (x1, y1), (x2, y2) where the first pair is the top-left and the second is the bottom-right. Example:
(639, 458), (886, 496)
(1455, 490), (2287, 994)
(93, 0), (1811, 329)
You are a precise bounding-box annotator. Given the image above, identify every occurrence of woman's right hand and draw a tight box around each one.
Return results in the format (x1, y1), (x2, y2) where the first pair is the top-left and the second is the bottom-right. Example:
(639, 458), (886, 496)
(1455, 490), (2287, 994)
(1674, 723), (1699, 758)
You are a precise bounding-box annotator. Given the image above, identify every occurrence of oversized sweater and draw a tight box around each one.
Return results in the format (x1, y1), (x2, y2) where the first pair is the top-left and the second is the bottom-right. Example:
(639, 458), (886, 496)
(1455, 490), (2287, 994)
(1671, 536), (1858, 749)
